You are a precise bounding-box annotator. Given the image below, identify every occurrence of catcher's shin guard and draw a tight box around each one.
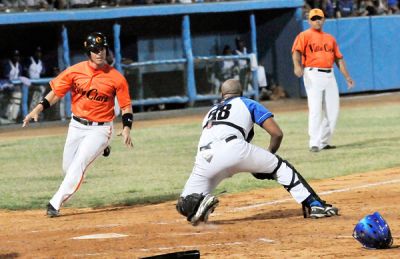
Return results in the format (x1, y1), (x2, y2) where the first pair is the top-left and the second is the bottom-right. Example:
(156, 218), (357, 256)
(276, 155), (333, 218)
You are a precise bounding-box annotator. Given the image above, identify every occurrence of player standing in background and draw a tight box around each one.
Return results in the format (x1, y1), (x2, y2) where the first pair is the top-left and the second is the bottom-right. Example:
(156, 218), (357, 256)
(292, 8), (354, 152)
(176, 79), (339, 226)
(22, 32), (134, 217)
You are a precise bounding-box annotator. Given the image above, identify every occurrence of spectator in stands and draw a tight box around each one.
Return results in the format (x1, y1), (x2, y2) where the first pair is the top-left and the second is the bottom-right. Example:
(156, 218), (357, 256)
(387, 0), (399, 13)
(49, 0), (67, 9)
(2, 50), (24, 122)
(208, 45), (238, 95)
(70, 0), (95, 8)
(220, 45), (239, 82)
(357, 0), (385, 16)
(234, 37), (251, 91)
(24, 0), (49, 10)
(336, 0), (355, 17)
(234, 37), (268, 97)
(26, 46), (47, 115)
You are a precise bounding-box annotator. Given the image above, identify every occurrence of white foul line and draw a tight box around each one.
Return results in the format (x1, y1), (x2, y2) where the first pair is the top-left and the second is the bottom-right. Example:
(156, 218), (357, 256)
(232, 178), (400, 212)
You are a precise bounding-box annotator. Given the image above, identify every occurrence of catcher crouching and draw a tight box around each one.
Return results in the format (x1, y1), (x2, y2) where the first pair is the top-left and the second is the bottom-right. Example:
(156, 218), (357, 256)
(176, 79), (338, 226)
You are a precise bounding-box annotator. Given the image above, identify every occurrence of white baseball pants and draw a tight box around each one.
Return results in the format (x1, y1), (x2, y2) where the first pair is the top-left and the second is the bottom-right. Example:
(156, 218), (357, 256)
(181, 137), (311, 204)
(303, 68), (339, 149)
(49, 118), (113, 210)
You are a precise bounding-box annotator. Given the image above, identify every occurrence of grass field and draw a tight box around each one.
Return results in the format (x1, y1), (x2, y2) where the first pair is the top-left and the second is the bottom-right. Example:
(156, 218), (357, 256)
(0, 101), (399, 210)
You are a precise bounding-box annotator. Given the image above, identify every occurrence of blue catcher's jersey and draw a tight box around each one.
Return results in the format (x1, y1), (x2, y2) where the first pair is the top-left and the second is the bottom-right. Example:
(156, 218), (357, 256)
(199, 96), (273, 145)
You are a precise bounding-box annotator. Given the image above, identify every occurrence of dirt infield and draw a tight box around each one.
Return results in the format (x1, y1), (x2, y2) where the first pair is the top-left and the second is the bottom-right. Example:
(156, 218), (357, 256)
(0, 168), (399, 258)
(0, 92), (399, 258)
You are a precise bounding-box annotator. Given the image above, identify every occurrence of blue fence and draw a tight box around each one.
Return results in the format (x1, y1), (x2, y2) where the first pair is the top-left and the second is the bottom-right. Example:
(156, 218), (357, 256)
(302, 15), (400, 96)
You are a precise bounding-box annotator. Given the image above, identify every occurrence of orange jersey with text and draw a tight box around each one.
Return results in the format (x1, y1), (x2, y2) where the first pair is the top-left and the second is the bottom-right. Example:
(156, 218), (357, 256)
(50, 61), (131, 122)
(292, 28), (343, 68)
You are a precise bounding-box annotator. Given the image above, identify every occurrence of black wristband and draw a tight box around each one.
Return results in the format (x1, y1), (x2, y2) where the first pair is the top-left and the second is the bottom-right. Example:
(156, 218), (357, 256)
(39, 98), (50, 110)
(122, 113), (133, 129)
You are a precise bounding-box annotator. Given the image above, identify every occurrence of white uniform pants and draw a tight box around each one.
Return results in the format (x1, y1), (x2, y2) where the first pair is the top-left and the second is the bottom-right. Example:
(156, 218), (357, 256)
(49, 118), (113, 210)
(181, 137), (310, 203)
(303, 68), (339, 149)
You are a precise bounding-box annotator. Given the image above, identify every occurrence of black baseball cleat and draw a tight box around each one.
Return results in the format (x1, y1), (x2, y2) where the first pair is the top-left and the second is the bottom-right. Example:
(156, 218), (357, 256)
(190, 194), (219, 226)
(103, 146), (111, 157)
(322, 145), (336, 150)
(309, 204), (339, 218)
(309, 146), (319, 152)
(46, 203), (60, 218)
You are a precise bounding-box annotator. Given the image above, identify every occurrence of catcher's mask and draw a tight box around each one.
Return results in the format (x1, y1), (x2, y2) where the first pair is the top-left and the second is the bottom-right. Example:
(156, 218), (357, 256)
(353, 212), (393, 249)
(84, 32), (108, 55)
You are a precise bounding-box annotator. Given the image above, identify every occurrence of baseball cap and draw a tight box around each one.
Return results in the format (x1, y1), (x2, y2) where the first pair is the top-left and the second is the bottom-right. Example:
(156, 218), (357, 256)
(309, 8), (324, 20)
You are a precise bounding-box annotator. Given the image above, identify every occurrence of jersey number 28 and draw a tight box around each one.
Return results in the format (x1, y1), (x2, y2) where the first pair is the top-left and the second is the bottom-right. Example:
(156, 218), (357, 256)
(208, 104), (232, 120)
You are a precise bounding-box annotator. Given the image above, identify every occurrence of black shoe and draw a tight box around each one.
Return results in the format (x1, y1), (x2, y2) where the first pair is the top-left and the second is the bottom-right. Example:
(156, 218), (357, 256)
(46, 203), (60, 218)
(190, 194), (219, 226)
(322, 145), (336, 150)
(310, 204), (339, 218)
(309, 146), (319, 152)
(103, 146), (111, 157)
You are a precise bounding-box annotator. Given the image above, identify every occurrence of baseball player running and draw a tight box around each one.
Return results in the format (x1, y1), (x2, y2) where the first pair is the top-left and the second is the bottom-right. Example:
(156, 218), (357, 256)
(22, 32), (134, 217)
(176, 79), (339, 226)
(292, 8), (354, 152)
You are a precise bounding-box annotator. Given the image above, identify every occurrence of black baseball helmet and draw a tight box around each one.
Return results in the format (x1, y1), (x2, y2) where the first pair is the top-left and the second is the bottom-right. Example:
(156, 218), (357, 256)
(84, 32), (109, 55)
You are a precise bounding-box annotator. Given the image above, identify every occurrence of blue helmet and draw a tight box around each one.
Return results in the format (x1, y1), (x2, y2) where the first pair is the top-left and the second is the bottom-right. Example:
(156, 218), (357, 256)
(353, 212), (393, 249)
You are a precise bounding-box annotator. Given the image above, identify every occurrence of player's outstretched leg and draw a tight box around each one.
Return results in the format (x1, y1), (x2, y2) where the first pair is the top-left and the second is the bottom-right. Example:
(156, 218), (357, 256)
(254, 155), (339, 219)
(176, 193), (219, 226)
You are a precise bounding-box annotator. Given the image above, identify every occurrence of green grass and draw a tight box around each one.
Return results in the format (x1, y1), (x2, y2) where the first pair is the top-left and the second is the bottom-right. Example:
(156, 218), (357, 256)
(0, 103), (399, 210)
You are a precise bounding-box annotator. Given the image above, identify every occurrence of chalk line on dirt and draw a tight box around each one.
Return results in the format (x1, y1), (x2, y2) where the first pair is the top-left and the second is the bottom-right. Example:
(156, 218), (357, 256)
(232, 178), (400, 212)
(71, 233), (128, 240)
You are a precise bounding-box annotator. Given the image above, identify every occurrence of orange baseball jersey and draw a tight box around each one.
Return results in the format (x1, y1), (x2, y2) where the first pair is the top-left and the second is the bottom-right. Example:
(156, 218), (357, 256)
(292, 28), (343, 68)
(50, 61), (131, 122)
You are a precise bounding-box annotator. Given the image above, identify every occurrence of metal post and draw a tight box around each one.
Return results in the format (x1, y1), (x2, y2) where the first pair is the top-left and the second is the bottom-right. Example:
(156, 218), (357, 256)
(113, 23), (122, 73)
(182, 15), (196, 106)
(250, 13), (259, 101)
(61, 25), (71, 118)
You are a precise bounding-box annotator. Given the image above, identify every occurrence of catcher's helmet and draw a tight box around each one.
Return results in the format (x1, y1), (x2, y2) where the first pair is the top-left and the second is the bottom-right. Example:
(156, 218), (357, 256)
(353, 212), (393, 249)
(84, 32), (108, 55)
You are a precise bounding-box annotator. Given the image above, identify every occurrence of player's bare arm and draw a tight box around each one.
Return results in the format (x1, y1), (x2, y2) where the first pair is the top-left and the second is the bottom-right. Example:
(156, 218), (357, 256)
(121, 107), (134, 148)
(292, 51), (304, 78)
(22, 91), (60, 127)
(261, 117), (283, 154)
(336, 58), (355, 89)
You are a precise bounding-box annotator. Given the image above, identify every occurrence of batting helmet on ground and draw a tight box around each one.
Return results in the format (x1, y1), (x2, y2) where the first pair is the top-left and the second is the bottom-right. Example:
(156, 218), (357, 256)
(353, 212), (393, 249)
(84, 32), (109, 55)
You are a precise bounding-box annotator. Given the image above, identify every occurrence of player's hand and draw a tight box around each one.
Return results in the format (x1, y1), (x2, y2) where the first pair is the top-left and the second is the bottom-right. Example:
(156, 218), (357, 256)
(346, 77), (355, 89)
(22, 111), (40, 127)
(120, 126), (133, 148)
(294, 66), (304, 78)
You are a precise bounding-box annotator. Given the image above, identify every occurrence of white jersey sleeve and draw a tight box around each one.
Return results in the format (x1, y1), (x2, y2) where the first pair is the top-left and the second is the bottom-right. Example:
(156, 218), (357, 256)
(200, 97), (273, 144)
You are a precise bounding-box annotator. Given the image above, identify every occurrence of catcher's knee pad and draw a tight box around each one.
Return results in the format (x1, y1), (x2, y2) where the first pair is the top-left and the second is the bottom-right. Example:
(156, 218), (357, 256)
(279, 157), (315, 193)
(176, 193), (204, 221)
(252, 154), (283, 180)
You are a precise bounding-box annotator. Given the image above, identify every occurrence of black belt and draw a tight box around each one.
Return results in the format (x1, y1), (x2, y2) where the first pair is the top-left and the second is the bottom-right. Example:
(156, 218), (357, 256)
(73, 115), (105, 126)
(317, 69), (331, 73)
(199, 135), (238, 151)
(225, 135), (238, 142)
